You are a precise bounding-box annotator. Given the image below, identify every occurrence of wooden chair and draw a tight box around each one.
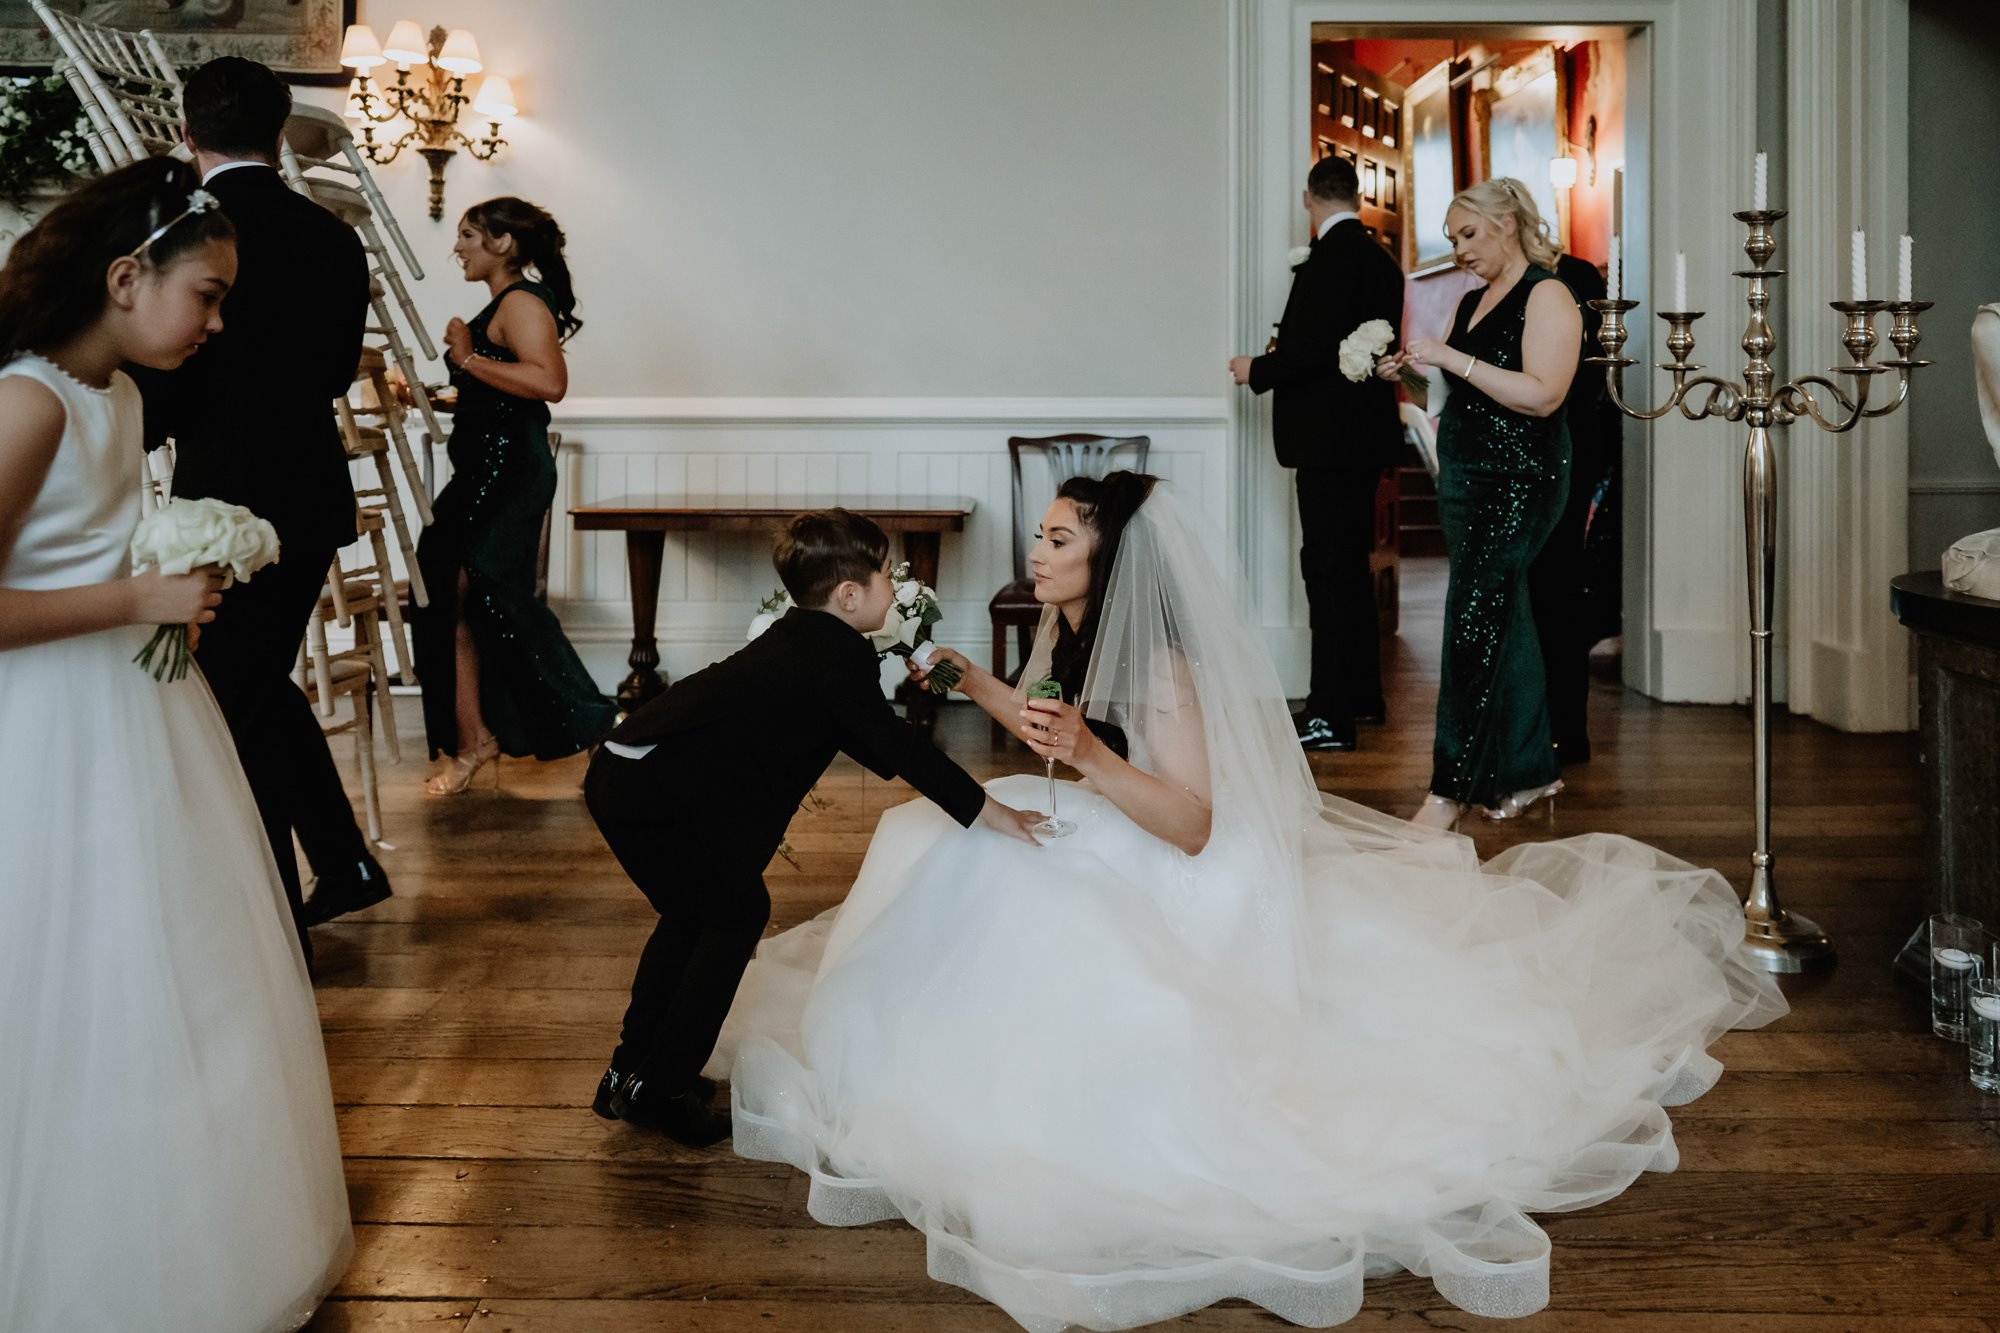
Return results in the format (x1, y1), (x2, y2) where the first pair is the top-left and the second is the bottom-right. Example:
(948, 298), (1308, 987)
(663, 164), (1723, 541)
(333, 407), (428, 620)
(302, 179), (446, 449)
(297, 623), (386, 847)
(325, 508), (416, 692)
(30, 0), (181, 168)
(347, 345), (434, 526)
(279, 103), (427, 283)
(988, 434), (1150, 683)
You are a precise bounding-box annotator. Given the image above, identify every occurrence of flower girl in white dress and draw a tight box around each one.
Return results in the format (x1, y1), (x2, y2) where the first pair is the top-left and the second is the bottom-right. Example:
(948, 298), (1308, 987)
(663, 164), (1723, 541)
(0, 161), (351, 1330)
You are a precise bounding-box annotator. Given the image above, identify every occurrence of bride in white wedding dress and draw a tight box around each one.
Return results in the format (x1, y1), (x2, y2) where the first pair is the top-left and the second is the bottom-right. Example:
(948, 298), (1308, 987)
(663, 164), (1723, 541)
(0, 162), (350, 1330)
(713, 470), (1786, 1332)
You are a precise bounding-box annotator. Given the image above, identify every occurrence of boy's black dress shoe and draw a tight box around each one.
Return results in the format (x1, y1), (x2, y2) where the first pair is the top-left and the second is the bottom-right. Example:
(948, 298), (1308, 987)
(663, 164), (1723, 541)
(300, 852), (393, 926)
(1293, 714), (1358, 752)
(594, 1067), (716, 1121)
(609, 1075), (732, 1145)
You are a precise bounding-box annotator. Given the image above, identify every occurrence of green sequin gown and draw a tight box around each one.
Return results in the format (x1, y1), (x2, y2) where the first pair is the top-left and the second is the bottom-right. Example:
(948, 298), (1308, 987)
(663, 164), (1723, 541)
(1431, 266), (1570, 806)
(416, 280), (617, 760)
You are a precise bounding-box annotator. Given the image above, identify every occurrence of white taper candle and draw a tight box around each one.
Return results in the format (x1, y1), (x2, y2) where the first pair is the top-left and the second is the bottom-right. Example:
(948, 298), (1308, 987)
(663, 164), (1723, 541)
(1851, 229), (1867, 302)
(1674, 252), (1687, 311)
(1753, 152), (1767, 210)
(1898, 233), (1913, 303)
(1608, 241), (1621, 302)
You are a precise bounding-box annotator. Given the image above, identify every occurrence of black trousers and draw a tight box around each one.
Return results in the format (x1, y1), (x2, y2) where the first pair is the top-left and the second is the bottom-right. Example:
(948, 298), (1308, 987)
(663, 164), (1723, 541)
(1294, 466), (1385, 721)
(587, 771), (772, 1091)
(1526, 422), (1613, 762)
(194, 530), (367, 961)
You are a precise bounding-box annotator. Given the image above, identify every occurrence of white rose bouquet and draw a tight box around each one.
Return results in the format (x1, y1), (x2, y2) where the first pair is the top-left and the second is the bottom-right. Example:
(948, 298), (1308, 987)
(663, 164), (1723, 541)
(871, 561), (961, 694)
(128, 496), (281, 681)
(746, 587), (793, 641)
(1338, 317), (1430, 392)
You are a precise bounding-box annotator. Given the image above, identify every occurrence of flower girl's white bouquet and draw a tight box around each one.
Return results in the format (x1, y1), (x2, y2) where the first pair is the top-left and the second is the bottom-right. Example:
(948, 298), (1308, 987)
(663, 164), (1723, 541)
(873, 562), (960, 694)
(128, 496), (281, 681)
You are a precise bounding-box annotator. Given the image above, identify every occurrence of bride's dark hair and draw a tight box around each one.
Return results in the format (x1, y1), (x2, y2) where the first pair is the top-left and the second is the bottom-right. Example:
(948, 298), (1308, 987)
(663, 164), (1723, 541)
(1055, 469), (1158, 652)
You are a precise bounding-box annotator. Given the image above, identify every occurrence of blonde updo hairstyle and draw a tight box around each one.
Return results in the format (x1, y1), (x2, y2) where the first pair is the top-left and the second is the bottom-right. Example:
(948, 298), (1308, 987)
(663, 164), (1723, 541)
(1448, 176), (1562, 271)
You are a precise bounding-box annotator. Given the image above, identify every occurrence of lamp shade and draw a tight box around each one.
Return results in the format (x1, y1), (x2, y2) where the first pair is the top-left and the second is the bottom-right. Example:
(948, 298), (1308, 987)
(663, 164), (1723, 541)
(471, 74), (517, 120)
(435, 28), (484, 76)
(1549, 155), (1579, 190)
(382, 20), (430, 66)
(339, 24), (385, 69)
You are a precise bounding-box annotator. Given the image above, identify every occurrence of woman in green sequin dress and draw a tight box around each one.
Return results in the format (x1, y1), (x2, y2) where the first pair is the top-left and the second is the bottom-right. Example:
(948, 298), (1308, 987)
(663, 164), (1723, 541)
(416, 198), (616, 794)
(1381, 179), (1582, 828)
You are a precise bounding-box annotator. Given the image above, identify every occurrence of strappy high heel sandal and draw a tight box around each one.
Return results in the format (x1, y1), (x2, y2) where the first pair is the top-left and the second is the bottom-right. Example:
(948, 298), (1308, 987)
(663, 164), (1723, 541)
(1409, 793), (1468, 831)
(425, 733), (500, 796)
(1481, 779), (1563, 822)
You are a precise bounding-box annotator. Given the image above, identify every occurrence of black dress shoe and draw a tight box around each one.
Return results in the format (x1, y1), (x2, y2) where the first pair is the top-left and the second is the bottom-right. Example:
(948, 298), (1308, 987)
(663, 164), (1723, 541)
(1352, 704), (1388, 726)
(609, 1075), (732, 1145)
(300, 852), (393, 926)
(594, 1066), (714, 1120)
(591, 1066), (626, 1120)
(1294, 715), (1358, 752)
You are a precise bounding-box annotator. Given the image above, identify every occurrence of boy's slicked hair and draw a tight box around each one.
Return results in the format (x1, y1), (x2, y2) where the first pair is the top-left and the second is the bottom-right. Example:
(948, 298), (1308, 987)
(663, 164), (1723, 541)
(773, 509), (889, 609)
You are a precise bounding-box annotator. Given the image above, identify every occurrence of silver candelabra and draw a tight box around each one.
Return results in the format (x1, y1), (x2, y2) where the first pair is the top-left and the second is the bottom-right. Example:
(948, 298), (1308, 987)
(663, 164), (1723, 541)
(1589, 210), (1931, 973)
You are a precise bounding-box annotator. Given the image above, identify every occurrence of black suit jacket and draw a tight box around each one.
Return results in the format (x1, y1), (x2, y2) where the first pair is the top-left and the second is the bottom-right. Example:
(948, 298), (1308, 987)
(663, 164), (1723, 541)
(586, 609), (987, 863)
(133, 165), (371, 552)
(1248, 218), (1406, 472)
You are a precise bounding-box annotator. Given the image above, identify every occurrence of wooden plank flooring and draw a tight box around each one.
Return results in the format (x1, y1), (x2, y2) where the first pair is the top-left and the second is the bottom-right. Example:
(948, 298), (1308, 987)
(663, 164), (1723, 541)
(304, 559), (2000, 1332)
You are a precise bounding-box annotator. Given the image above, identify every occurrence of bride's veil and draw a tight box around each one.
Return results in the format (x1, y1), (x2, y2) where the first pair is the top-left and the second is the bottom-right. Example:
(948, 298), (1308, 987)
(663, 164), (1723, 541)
(1015, 481), (1332, 1000)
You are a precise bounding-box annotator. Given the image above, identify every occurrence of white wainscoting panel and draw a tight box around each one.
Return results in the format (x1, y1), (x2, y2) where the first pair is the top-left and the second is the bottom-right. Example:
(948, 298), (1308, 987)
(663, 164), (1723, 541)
(530, 397), (1232, 690)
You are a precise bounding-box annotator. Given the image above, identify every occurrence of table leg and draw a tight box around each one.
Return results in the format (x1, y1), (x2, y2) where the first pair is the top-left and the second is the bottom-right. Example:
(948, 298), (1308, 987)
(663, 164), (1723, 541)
(617, 530), (668, 711)
(898, 532), (946, 734)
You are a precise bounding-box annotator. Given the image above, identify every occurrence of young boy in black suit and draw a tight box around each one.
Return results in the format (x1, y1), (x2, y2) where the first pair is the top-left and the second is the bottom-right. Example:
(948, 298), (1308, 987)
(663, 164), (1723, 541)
(585, 509), (1041, 1143)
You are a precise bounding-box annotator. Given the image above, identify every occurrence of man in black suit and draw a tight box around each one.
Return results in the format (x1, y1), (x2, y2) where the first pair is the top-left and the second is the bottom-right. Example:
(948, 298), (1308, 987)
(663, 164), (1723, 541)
(135, 57), (386, 957)
(1231, 155), (1406, 752)
(1528, 251), (1622, 765)
(585, 510), (1039, 1144)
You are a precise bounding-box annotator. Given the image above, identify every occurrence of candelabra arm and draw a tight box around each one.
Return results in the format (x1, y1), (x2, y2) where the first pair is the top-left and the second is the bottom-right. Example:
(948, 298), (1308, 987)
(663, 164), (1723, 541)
(1775, 373), (1873, 434)
(1595, 364), (1686, 421)
(1677, 375), (1746, 422)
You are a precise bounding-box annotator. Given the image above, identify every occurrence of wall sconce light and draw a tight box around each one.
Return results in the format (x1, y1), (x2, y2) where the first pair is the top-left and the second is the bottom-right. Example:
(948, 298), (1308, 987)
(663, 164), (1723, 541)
(340, 21), (515, 221)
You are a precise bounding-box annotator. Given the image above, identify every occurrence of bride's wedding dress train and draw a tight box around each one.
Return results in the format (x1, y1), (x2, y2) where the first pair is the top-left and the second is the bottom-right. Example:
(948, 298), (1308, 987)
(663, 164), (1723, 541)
(713, 485), (1786, 1332)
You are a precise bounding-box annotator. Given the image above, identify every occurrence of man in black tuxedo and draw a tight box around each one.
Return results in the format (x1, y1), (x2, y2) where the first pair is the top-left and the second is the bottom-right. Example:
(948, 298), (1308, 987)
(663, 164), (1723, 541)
(585, 510), (1039, 1144)
(1527, 252), (1622, 765)
(1232, 155), (1405, 752)
(134, 58), (385, 957)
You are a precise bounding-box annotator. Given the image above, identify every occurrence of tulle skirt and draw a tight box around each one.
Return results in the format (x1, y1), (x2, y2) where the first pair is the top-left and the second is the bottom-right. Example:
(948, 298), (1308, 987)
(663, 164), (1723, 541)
(716, 772), (1786, 1332)
(0, 625), (353, 1332)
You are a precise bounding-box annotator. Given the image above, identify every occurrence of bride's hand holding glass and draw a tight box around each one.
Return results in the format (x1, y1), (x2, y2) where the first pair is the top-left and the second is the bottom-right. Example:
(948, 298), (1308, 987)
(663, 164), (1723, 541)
(1021, 697), (1096, 768)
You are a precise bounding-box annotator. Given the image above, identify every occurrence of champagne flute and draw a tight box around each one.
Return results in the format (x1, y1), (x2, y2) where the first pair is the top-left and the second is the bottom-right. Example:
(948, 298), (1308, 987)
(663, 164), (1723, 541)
(1027, 678), (1075, 838)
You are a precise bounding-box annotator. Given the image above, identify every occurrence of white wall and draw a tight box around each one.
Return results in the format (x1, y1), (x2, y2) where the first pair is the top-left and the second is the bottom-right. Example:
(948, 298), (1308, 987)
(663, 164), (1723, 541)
(323, 0), (1235, 683)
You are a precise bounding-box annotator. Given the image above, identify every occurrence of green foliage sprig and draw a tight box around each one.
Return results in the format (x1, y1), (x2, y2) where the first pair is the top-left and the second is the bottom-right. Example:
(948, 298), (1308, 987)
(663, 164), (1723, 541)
(0, 77), (93, 208)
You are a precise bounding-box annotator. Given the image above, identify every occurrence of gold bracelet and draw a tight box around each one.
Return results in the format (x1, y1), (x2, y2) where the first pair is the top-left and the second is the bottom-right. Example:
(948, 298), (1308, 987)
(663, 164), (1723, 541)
(1462, 353), (1476, 378)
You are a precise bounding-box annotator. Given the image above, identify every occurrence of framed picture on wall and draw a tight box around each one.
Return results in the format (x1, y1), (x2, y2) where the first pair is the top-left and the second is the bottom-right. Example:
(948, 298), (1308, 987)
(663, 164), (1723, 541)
(0, 0), (357, 83)
(1485, 50), (1565, 247)
(1408, 62), (1457, 274)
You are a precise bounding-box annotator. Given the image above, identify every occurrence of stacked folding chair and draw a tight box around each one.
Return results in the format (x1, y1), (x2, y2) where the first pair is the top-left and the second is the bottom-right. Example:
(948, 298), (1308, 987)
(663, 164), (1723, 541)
(29, 0), (181, 169)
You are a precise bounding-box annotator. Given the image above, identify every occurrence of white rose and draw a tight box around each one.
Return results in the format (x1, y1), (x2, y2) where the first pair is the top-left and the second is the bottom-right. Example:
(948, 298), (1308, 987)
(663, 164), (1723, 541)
(893, 579), (920, 608)
(872, 608), (909, 648)
(897, 614), (921, 649)
(1288, 245), (1312, 269)
(1338, 342), (1377, 383)
(746, 610), (778, 641)
(1352, 318), (1395, 356)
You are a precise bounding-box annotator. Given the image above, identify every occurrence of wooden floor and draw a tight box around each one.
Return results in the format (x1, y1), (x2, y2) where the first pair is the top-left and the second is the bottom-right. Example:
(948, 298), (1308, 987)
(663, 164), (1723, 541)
(305, 559), (2000, 1332)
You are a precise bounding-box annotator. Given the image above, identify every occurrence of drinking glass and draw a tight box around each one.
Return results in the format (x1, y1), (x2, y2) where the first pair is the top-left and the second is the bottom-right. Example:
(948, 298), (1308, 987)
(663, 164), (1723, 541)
(1929, 913), (1984, 1042)
(1969, 972), (2000, 1095)
(1026, 678), (1074, 838)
